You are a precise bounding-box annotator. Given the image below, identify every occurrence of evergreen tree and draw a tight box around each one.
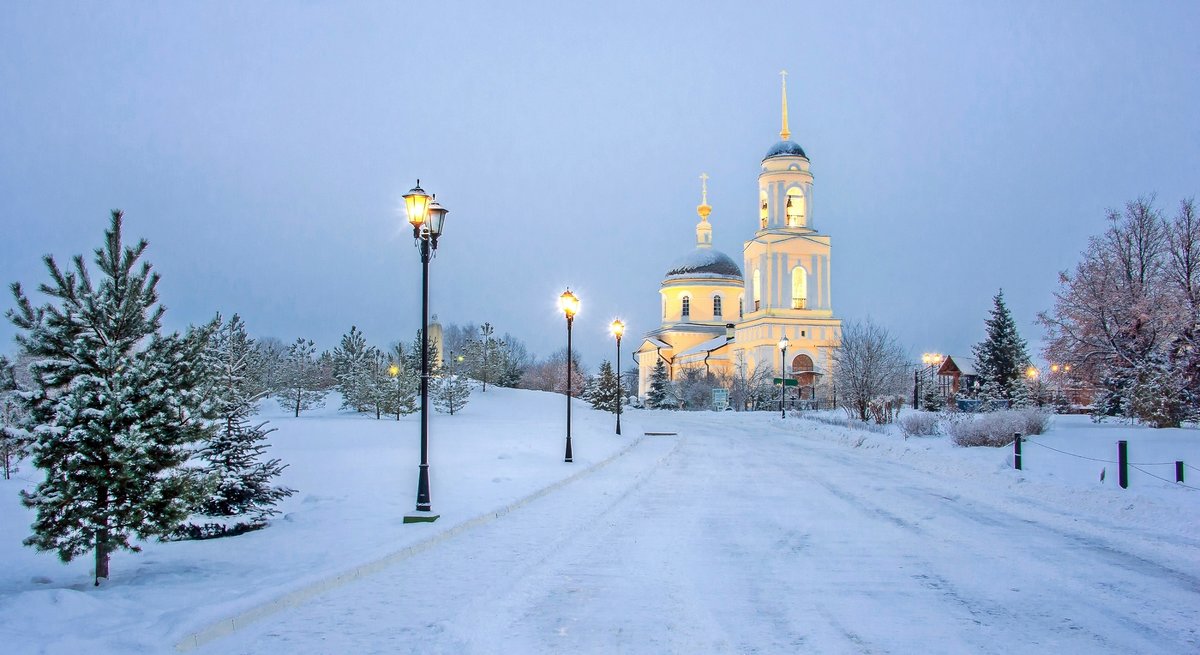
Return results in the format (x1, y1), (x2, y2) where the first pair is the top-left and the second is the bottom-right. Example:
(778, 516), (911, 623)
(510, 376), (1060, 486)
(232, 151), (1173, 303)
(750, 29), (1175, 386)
(0, 355), (30, 480)
(332, 326), (373, 411)
(646, 359), (669, 409)
(8, 210), (210, 584)
(433, 351), (472, 415)
(588, 360), (621, 412)
(971, 290), (1031, 407)
(497, 334), (530, 387)
(274, 338), (327, 417)
(464, 322), (503, 392)
(187, 314), (295, 537)
(404, 330), (442, 377)
(382, 353), (419, 420)
(1128, 351), (1191, 428)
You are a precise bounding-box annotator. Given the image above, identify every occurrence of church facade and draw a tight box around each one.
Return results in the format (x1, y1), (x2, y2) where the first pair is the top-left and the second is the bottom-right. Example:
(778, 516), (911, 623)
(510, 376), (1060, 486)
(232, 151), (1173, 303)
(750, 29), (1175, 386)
(635, 75), (842, 405)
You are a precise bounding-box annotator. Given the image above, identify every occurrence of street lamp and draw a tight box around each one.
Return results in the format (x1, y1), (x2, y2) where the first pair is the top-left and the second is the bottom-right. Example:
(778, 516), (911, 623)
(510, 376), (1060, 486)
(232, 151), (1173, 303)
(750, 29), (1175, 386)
(610, 319), (625, 435)
(778, 335), (790, 418)
(402, 180), (447, 524)
(559, 288), (580, 462)
(388, 363), (401, 421)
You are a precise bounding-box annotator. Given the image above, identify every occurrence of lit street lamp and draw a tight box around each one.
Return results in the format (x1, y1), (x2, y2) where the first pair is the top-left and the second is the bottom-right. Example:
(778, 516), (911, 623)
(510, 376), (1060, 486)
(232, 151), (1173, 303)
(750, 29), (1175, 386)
(559, 289), (580, 462)
(402, 180), (447, 524)
(388, 363), (401, 421)
(778, 335), (790, 418)
(610, 319), (625, 435)
(916, 352), (943, 409)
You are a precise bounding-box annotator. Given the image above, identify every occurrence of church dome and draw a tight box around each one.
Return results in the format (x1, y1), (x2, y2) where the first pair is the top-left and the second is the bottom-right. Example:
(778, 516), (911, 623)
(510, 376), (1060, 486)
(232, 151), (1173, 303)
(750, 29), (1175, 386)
(764, 140), (807, 160)
(665, 248), (743, 280)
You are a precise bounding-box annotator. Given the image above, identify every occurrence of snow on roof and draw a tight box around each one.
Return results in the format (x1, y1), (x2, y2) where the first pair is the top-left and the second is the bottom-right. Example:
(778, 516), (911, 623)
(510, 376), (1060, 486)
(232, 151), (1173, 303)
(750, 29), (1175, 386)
(676, 334), (734, 358)
(941, 356), (978, 377)
(665, 247), (743, 280)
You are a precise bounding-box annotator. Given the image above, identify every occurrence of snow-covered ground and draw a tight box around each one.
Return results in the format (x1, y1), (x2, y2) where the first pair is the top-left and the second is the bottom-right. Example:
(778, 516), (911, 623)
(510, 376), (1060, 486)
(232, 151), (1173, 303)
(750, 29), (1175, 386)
(2, 393), (1198, 653)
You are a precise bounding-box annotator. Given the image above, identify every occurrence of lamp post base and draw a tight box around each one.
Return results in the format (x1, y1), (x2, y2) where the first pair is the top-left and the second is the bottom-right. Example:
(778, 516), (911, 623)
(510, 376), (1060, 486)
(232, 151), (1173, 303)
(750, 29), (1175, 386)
(403, 512), (441, 524)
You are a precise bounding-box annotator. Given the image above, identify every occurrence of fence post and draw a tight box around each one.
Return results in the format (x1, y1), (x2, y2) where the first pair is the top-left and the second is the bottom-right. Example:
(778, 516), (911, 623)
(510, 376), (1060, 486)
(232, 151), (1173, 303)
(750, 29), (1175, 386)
(1013, 433), (1022, 470)
(1177, 461), (1185, 484)
(1118, 440), (1128, 489)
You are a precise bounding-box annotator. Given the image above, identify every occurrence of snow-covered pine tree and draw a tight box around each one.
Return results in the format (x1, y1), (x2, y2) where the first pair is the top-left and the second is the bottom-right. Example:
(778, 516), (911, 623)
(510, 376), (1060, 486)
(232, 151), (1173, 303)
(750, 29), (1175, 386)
(8, 210), (210, 584)
(0, 355), (30, 480)
(332, 326), (374, 412)
(383, 350), (419, 420)
(646, 359), (669, 409)
(588, 360), (621, 412)
(433, 367), (472, 415)
(404, 330), (442, 378)
(465, 322), (501, 392)
(1128, 351), (1190, 428)
(971, 290), (1031, 407)
(186, 313), (295, 538)
(274, 338), (328, 417)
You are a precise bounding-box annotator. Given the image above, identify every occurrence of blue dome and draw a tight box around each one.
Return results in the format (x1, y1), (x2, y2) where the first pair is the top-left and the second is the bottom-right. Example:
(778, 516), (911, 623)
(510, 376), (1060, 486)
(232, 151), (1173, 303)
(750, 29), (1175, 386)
(666, 248), (743, 280)
(764, 140), (807, 160)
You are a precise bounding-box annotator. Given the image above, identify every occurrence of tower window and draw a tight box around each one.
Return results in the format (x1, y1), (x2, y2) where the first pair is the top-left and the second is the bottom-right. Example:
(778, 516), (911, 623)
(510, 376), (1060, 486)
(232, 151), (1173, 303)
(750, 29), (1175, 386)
(713, 295), (722, 318)
(760, 192), (769, 229)
(792, 267), (808, 309)
(753, 269), (761, 311)
(682, 296), (690, 319)
(786, 188), (805, 227)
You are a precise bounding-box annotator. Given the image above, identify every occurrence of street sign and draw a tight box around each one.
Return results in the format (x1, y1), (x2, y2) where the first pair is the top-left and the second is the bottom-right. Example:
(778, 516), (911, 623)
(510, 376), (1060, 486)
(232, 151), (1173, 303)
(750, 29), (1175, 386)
(773, 378), (799, 387)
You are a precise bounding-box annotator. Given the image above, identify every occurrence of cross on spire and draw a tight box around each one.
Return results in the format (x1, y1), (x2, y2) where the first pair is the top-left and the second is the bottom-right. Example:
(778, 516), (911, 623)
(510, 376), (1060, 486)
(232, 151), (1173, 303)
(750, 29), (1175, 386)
(700, 172), (709, 206)
(779, 69), (791, 141)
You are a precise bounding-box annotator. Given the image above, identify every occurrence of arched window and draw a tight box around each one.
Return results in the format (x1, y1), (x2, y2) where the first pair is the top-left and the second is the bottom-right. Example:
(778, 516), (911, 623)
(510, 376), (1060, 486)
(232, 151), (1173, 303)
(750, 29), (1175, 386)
(786, 188), (805, 227)
(753, 270), (761, 311)
(681, 295), (690, 319)
(792, 267), (808, 309)
(713, 295), (722, 318)
(759, 191), (769, 229)
(739, 295), (744, 318)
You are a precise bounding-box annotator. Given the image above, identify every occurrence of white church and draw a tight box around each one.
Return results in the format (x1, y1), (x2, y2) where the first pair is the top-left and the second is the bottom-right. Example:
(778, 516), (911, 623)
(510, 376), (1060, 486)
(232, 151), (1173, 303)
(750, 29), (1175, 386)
(635, 73), (843, 404)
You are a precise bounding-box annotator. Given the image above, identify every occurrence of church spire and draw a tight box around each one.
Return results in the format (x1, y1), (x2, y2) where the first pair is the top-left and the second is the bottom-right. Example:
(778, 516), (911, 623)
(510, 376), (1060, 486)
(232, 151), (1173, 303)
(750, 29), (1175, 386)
(695, 172), (712, 248)
(779, 69), (791, 141)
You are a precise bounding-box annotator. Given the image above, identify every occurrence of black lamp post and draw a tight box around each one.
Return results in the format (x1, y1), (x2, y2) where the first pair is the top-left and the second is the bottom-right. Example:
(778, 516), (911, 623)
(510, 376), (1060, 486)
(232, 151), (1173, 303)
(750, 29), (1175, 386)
(402, 180), (447, 523)
(778, 335), (790, 419)
(559, 289), (580, 462)
(611, 319), (625, 435)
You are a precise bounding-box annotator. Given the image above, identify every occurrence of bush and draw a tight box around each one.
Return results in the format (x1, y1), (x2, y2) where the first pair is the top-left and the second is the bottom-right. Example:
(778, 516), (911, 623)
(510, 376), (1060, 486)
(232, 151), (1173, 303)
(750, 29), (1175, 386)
(898, 411), (940, 437)
(948, 409), (1050, 447)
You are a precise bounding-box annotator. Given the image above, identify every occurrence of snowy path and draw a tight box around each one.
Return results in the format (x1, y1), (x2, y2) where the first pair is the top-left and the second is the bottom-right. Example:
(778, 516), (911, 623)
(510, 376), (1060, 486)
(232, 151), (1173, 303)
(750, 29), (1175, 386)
(207, 418), (1199, 654)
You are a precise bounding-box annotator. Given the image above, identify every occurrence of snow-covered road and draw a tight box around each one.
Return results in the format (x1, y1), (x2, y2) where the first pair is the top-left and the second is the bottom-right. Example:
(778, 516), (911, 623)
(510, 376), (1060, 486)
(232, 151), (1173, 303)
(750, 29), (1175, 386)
(209, 416), (1199, 654)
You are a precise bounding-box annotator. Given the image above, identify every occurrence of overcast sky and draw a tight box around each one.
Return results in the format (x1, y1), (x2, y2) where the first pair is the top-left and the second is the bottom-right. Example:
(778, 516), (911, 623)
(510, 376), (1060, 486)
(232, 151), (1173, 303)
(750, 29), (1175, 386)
(1, 1), (1197, 370)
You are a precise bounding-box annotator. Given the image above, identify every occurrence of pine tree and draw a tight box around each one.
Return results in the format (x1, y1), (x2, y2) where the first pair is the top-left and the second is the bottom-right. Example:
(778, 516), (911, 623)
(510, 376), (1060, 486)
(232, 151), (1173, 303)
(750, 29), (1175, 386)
(274, 338), (328, 417)
(588, 360), (621, 412)
(971, 290), (1031, 407)
(187, 314), (295, 538)
(8, 210), (210, 584)
(1128, 352), (1190, 428)
(332, 326), (373, 412)
(382, 352), (419, 420)
(646, 359), (669, 409)
(433, 352), (472, 415)
(0, 355), (30, 480)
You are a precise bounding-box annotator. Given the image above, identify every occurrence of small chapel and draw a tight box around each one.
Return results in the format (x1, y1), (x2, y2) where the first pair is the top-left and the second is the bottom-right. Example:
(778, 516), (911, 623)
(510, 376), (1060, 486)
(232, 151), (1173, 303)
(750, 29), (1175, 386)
(635, 73), (842, 405)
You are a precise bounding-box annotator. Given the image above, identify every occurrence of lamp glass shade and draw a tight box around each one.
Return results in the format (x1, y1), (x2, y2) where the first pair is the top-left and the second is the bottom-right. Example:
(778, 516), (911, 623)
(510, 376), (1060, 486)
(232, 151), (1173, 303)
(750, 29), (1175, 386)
(778, 336), (790, 351)
(559, 289), (580, 318)
(610, 319), (625, 338)
(427, 199), (448, 237)
(403, 183), (431, 229)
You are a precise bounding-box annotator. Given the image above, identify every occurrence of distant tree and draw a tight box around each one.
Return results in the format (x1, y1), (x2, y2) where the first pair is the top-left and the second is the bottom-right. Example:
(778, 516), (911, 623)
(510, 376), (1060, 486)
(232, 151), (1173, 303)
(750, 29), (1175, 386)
(972, 290), (1031, 407)
(187, 313), (294, 538)
(254, 336), (287, 394)
(645, 359), (669, 409)
(332, 326), (373, 411)
(832, 318), (909, 422)
(433, 350), (472, 415)
(517, 347), (587, 396)
(275, 338), (328, 417)
(8, 210), (211, 584)
(382, 353), (419, 420)
(0, 355), (30, 480)
(587, 360), (621, 412)
(497, 334), (531, 387)
(677, 366), (716, 410)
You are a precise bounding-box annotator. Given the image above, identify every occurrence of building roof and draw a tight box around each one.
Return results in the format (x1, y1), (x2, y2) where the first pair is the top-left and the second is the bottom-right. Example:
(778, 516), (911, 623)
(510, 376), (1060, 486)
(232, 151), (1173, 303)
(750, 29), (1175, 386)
(665, 247), (743, 280)
(675, 334), (734, 359)
(764, 140), (808, 160)
(939, 356), (978, 377)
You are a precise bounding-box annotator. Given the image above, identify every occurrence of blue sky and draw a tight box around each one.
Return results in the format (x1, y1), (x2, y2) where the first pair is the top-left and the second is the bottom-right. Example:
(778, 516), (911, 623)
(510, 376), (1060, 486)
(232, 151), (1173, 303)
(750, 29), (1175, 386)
(1, 1), (1197, 369)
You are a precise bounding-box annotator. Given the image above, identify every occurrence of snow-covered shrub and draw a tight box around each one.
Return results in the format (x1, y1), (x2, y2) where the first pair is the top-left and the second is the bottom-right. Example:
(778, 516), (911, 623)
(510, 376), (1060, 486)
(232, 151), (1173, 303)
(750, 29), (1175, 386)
(1014, 408), (1050, 436)
(948, 409), (1051, 446)
(898, 411), (940, 437)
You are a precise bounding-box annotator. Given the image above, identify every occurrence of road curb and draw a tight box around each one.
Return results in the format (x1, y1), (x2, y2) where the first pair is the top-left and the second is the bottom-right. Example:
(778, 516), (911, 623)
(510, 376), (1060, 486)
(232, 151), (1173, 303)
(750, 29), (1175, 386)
(174, 433), (652, 652)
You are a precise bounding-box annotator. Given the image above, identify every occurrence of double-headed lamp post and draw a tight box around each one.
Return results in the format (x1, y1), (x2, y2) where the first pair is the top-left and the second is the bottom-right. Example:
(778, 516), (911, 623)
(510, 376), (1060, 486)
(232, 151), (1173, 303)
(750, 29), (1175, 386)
(778, 335), (790, 419)
(610, 319), (625, 435)
(402, 180), (447, 523)
(559, 289), (580, 462)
